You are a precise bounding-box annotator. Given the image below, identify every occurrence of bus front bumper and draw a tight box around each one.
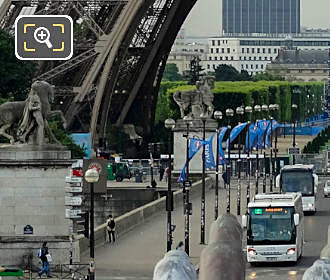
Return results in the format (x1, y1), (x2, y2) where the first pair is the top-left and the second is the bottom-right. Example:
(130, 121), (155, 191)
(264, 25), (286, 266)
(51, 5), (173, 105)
(247, 247), (297, 263)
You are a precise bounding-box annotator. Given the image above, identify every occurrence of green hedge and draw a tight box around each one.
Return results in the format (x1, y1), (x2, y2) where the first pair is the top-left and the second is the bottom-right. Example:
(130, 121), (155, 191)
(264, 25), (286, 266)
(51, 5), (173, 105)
(155, 81), (325, 125)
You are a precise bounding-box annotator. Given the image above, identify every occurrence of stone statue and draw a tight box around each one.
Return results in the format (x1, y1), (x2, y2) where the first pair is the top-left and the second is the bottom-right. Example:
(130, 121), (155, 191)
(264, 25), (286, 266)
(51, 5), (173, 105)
(173, 76), (215, 119)
(0, 80), (66, 145)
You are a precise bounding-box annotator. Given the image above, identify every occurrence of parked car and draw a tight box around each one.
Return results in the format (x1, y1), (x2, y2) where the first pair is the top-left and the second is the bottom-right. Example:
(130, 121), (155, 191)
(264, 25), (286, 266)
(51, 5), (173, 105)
(324, 180), (330, 197)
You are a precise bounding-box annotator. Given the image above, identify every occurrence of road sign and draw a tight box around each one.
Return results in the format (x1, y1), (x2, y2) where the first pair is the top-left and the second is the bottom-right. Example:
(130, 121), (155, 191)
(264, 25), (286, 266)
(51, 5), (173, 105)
(23, 225), (33, 234)
(65, 209), (83, 218)
(65, 186), (83, 193)
(288, 147), (300, 155)
(65, 176), (82, 184)
(65, 196), (83, 206)
(183, 180), (192, 188)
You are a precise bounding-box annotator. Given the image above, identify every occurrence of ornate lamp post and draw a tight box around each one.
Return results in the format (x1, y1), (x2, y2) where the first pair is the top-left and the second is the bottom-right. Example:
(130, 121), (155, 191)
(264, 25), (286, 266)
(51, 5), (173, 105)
(182, 115), (193, 255)
(84, 168), (99, 280)
(214, 110), (223, 220)
(245, 106), (252, 207)
(165, 118), (175, 252)
(254, 105), (261, 195)
(200, 112), (208, 244)
(235, 106), (244, 215)
(292, 104), (298, 165)
(225, 108), (234, 213)
(261, 104), (269, 193)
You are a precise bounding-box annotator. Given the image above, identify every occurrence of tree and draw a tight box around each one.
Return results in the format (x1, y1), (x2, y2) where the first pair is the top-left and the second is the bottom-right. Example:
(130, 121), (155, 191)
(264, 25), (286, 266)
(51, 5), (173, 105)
(0, 29), (37, 100)
(215, 65), (241, 81)
(163, 63), (182, 81)
(253, 72), (285, 81)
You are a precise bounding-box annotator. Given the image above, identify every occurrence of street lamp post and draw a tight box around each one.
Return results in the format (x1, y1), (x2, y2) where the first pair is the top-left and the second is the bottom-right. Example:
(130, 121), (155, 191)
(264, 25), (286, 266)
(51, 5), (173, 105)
(235, 106), (244, 215)
(214, 110), (223, 220)
(269, 104), (279, 191)
(225, 108), (234, 213)
(254, 105), (261, 195)
(183, 115), (193, 255)
(261, 105), (269, 193)
(85, 168), (100, 280)
(292, 104), (298, 165)
(165, 118), (175, 252)
(200, 112), (208, 244)
(245, 106), (253, 208)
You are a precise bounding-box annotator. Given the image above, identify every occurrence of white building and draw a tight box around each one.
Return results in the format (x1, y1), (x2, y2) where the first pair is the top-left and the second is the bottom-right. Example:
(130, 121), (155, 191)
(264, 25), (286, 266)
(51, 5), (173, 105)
(167, 29), (208, 74)
(204, 33), (330, 75)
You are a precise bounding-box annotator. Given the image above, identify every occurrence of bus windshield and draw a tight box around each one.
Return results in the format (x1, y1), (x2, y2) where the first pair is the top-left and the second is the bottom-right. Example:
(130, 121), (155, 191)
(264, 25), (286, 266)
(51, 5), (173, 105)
(247, 207), (295, 245)
(281, 171), (313, 196)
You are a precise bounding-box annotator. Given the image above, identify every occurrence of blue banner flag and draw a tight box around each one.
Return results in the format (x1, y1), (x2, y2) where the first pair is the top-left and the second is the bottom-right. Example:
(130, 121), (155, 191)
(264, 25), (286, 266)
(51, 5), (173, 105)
(245, 122), (259, 150)
(178, 137), (205, 182)
(257, 120), (270, 149)
(265, 119), (280, 147)
(226, 122), (248, 149)
(218, 127), (228, 164)
(204, 133), (216, 169)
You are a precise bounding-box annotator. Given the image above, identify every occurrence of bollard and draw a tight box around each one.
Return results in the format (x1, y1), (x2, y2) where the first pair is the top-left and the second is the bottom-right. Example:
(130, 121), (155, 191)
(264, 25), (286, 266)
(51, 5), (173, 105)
(320, 224), (330, 259)
(153, 247), (197, 280)
(199, 213), (245, 280)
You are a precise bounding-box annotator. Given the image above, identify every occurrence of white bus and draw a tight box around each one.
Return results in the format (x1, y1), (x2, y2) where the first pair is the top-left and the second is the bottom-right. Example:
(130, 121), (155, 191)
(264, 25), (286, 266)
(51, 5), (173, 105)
(276, 164), (318, 212)
(242, 193), (304, 264)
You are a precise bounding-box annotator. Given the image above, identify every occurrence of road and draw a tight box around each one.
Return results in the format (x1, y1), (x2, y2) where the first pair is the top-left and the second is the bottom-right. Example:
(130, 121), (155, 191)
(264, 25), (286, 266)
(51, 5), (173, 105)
(84, 176), (330, 280)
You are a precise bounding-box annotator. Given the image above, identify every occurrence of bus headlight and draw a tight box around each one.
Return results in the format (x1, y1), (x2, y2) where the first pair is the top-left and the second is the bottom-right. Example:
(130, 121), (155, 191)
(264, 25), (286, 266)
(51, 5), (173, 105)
(286, 248), (296, 255)
(248, 248), (257, 255)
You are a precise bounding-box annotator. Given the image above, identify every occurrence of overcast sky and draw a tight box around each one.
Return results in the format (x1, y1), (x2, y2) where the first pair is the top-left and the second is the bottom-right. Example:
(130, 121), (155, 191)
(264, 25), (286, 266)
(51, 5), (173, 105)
(183, 0), (330, 37)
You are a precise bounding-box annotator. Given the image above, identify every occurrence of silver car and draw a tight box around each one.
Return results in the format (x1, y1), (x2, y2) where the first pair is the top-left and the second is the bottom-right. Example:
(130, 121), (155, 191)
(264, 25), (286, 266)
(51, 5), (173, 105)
(324, 180), (330, 197)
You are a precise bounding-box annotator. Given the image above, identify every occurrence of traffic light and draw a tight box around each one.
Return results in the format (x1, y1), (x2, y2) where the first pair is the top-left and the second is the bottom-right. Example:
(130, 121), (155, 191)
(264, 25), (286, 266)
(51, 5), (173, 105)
(77, 212), (89, 238)
(148, 143), (154, 153)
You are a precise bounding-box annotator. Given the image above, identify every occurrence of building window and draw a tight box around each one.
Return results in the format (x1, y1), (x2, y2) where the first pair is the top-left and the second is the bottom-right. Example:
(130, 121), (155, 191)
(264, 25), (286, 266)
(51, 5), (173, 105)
(207, 64), (210, 69)
(256, 64), (259, 69)
(215, 57), (217, 61)
(216, 48), (219, 53)
(227, 48), (230, 53)
(231, 56), (234, 60)
(298, 70), (302, 73)
(212, 40), (215, 46)
(254, 57), (256, 61)
(311, 70), (315, 73)
(209, 57), (212, 60)
(259, 57), (262, 60)
(251, 64), (253, 69)
(265, 57), (267, 60)
(249, 57), (251, 61)
(211, 48), (213, 53)
(268, 48), (271, 54)
(218, 40), (220, 45)
(241, 65), (244, 69)
(220, 57), (223, 60)
(244, 56), (246, 60)
(257, 48), (260, 53)
(213, 64), (216, 69)
(242, 48), (245, 53)
(252, 48), (255, 54)
(263, 48), (265, 54)
(222, 48), (225, 53)
(200, 49), (204, 53)
(261, 64), (264, 69)
(274, 48), (277, 53)
(225, 56), (228, 61)
(247, 48), (250, 53)
(246, 64), (249, 69)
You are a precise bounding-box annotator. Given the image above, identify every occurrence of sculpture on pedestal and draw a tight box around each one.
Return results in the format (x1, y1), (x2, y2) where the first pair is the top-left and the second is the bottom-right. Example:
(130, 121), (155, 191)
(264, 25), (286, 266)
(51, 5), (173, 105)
(173, 76), (215, 119)
(0, 80), (66, 145)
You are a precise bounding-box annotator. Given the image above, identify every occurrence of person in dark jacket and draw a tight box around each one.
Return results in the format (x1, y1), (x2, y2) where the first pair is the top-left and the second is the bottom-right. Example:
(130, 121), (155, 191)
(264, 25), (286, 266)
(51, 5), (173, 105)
(38, 242), (50, 278)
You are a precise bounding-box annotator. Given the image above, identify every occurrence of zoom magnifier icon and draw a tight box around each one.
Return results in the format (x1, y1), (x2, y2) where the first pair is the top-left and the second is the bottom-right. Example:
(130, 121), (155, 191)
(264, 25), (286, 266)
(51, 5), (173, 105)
(34, 27), (53, 49)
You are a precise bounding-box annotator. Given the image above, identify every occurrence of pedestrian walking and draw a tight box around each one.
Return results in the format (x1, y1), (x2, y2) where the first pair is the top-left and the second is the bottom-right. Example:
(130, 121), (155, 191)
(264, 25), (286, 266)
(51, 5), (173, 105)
(164, 167), (169, 183)
(106, 215), (116, 243)
(159, 167), (165, 182)
(37, 242), (51, 278)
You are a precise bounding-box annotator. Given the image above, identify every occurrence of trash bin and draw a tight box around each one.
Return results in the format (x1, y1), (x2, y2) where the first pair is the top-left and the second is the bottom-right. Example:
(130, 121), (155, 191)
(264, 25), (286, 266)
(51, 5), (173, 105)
(135, 169), (143, 183)
(107, 164), (115, 181)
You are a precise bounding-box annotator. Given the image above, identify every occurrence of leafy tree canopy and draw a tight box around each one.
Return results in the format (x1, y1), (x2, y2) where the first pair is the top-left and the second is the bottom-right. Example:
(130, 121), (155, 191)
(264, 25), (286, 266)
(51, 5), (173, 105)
(214, 64), (251, 81)
(0, 29), (37, 100)
(253, 72), (285, 81)
(163, 63), (182, 81)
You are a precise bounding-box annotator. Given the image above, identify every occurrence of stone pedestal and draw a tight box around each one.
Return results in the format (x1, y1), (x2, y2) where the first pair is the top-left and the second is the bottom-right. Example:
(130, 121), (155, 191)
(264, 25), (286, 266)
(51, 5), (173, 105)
(173, 119), (218, 174)
(0, 144), (76, 266)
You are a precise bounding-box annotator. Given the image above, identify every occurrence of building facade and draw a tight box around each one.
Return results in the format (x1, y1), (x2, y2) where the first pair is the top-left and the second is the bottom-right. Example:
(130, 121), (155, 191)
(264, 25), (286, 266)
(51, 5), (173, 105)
(222, 0), (300, 35)
(267, 49), (329, 82)
(204, 34), (330, 75)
